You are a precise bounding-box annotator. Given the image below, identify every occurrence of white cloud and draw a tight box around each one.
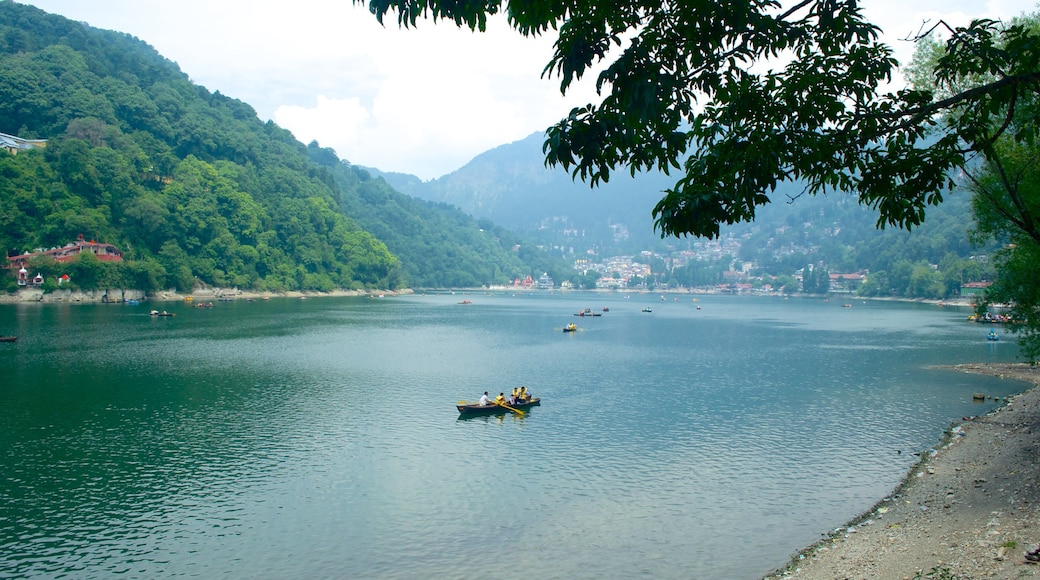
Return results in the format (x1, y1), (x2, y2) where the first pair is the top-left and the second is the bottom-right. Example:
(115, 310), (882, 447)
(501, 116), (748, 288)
(15, 0), (1040, 179)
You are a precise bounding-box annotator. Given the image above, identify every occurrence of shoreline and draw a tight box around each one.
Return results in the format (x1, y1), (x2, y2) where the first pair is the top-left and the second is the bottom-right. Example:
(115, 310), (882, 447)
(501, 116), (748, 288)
(0, 287), (410, 303)
(766, 363), (1040, 579)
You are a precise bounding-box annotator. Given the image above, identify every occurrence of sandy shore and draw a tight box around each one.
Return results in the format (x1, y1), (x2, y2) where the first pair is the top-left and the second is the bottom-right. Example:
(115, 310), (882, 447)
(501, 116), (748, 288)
(767, 363), (1040, 579)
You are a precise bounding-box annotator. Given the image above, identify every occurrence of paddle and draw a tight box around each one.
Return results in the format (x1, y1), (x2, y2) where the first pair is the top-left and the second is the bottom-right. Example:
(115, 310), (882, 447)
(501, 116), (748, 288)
(495, 401), (525, 417)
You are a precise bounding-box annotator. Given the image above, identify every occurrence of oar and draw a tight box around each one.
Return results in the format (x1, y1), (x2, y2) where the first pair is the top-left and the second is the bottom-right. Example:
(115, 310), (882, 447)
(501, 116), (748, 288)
(496, 401), (525, 417)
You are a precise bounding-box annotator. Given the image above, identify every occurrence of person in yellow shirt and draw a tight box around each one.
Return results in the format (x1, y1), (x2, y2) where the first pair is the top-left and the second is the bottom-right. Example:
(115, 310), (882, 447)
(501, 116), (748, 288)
(495, 392), (506, 405)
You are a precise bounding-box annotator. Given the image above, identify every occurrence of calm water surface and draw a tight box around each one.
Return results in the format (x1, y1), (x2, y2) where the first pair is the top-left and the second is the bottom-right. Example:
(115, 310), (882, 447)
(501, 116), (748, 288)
(0, 293), (1025, 579)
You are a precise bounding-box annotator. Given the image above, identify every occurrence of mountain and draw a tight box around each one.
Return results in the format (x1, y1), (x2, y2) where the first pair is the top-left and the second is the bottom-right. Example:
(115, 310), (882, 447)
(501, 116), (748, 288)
(376, 131), (997, 298)
(0, 2), (568, 292)
(372, 132), (676, 254)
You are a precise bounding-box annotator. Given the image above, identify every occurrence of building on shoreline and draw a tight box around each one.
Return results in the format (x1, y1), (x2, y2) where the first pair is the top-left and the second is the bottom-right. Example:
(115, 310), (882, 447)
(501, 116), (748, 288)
(7, 236), (124, 285)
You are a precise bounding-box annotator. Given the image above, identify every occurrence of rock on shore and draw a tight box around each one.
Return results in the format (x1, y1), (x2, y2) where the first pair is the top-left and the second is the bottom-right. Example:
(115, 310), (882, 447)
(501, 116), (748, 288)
(767, 363), (1040, 579)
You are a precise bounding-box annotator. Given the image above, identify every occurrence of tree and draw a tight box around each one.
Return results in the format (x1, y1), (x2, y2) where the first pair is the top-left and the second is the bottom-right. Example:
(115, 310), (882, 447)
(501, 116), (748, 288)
(968, 135), (1040, 360)
(359, 1), (1040, 238)
(900, 13), (1040, 359)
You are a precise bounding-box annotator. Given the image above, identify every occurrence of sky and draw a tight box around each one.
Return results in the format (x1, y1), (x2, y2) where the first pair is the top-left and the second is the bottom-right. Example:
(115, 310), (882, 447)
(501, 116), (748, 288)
(15, 0), (1040, 180)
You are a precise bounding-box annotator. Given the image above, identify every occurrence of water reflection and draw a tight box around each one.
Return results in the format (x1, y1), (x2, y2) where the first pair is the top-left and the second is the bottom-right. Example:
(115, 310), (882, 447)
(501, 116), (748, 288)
(0, 295), (1025, 578)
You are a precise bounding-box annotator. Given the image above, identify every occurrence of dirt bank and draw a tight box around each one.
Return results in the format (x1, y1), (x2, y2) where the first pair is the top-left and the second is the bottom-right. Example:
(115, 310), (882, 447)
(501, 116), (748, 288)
(768, 363), (1040, 579)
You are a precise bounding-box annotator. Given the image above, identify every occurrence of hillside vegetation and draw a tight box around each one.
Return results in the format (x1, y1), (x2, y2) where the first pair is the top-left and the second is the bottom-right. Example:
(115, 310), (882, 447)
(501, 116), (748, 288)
(0, 2), (563, 294)
(389, 133), (1000, 299)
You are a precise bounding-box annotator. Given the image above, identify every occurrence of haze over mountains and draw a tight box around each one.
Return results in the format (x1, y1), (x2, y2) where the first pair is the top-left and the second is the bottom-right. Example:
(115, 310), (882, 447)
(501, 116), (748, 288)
(1, 1), (995, 297)
(370, 131), (989, 285)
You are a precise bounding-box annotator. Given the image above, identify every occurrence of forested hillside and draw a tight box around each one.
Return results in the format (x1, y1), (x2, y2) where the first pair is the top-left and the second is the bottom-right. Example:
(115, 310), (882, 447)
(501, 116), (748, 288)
(384, 132), (1000, 299)
(0, 2), (562, 293)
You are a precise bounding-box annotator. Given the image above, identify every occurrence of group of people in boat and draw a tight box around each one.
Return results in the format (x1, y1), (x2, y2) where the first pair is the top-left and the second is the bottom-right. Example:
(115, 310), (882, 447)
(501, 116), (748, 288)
(477, 386), (532, 407)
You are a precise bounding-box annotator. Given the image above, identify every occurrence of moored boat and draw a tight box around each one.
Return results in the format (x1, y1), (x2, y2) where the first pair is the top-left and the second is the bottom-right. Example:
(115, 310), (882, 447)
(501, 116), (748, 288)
(457, 397), (541, 416)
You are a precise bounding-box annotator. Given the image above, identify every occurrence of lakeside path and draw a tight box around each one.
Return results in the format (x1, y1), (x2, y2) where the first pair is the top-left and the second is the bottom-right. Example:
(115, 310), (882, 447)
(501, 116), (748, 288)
(767, 363), (1040, 579)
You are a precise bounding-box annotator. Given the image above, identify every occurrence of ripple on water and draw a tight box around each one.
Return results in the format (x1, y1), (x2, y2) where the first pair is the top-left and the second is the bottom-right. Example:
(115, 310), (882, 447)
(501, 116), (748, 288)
(0, 296), (1024, 579)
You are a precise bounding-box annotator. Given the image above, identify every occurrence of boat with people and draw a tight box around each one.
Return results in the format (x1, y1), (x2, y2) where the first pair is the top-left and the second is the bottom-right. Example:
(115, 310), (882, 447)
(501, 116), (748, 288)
(642, 307), (652, 313)
(563, 323), (578, 332)
(457, 397), (541, 416)
(150, 310), (175, 317)
(574, 307), (601, 317)
(987, 329), (1000, 341)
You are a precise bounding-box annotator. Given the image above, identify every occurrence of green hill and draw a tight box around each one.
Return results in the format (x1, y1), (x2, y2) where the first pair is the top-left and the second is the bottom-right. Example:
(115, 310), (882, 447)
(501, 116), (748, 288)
(0, 1), (565, 293)
(382, 132), (999, 298)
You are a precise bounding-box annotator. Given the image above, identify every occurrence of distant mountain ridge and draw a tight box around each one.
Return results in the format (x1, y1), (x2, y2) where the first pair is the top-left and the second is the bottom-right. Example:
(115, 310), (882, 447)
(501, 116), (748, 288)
(371, 130), (996, 295)
(370, 132), (674, 251)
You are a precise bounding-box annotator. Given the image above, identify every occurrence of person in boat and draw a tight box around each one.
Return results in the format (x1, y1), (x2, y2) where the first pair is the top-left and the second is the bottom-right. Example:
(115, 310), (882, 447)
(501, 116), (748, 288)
(519, 386), (529, 402)
(495, 392), (506, 405)
(478, 391), (491, 406)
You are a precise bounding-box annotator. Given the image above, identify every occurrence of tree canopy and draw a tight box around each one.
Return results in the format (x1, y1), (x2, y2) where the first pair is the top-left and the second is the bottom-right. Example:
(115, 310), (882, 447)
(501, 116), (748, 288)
(359, 0), (1040, 239)
(1, 2), (565, 293)
(898, 12), (1040, 361)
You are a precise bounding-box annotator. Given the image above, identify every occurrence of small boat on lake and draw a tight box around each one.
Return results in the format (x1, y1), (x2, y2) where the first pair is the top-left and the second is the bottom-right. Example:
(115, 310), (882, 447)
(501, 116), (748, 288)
(987, 330), (1000, 341)
(642, 307), (652, 313)
(457, 398), (541, 416)
(563, 323), (578, 332)
(0, 336), (17, 343)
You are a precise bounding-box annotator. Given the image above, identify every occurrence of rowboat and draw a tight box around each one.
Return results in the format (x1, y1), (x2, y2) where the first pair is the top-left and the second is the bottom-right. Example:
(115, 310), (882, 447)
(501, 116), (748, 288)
(563, 323), (577, 332)
(0, 336), (17, 343)
(457, 397), (541, 416)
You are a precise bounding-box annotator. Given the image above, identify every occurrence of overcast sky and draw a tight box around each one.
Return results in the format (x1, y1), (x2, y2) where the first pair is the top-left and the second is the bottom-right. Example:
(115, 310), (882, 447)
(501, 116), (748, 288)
(15, 0), (1040, 180)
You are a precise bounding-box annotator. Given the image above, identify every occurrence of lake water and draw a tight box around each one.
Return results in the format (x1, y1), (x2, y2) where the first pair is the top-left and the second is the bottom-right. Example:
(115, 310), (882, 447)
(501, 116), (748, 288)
(0, 293), (1026, 579)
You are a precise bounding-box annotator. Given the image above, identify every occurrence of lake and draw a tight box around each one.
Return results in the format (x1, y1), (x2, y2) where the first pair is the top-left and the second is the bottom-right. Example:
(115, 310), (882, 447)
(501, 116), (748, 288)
(0, 292), (1025, 579)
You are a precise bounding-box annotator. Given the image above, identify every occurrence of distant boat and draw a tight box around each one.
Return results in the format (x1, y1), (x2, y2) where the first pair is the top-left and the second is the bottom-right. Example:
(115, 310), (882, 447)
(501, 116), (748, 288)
(642, 307), (652, 313)
(0, 336), (17, 343)
(563, 323), (578, 333)
(987, 330), (1000, 341)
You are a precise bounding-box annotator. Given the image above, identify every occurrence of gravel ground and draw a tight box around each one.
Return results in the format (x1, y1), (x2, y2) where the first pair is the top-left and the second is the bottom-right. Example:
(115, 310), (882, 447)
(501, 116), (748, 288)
(766, 363), (1040, 580)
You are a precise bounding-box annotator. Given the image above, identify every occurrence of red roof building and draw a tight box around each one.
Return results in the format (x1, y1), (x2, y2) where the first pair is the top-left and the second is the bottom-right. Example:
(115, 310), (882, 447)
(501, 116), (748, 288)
(7, 235), (123, 268)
